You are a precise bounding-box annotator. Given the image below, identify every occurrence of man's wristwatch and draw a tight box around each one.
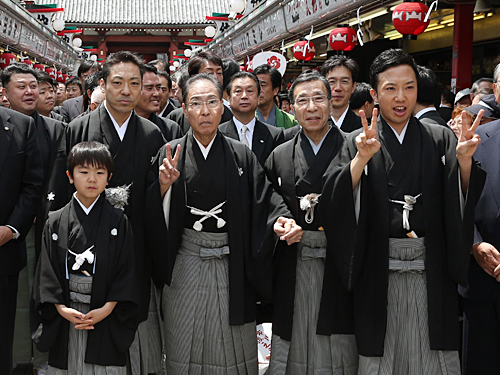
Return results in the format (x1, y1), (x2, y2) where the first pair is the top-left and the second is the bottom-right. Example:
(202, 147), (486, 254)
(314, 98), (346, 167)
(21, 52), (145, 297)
(10, 227), (19, 240)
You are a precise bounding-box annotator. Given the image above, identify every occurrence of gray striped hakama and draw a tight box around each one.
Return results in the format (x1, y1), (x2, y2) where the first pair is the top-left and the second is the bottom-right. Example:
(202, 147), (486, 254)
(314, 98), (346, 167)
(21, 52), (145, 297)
(267, 231), (358, 375)
(48, 275), (126, 375)
(358, 238), (460, 375)
(162, 228), (258, 375)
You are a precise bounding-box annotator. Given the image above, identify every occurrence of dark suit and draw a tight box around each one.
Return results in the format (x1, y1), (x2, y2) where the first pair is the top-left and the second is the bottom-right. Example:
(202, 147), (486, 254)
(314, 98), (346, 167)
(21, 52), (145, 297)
(159, 100), (176, 118)
(0, 107), (43, 374)
(418, 108), (448, 127)
(148, 112), (183, 141)
(219, 118), (284, 167)
(60, 95), (84, 123)
(459, 119), (500, 374)
(438, 106), (453, 123)
(168, 104), (233, 134)
(335, 109), (362, 133)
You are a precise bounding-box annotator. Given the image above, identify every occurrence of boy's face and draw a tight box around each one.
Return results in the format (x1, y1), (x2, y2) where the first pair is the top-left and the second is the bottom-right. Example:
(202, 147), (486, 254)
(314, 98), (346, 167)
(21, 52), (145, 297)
(67, 164), (110, 208)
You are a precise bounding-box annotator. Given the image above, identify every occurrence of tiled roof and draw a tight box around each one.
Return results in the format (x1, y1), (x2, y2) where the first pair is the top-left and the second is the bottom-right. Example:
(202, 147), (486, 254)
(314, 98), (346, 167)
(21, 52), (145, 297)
(37, 0), (231, 25)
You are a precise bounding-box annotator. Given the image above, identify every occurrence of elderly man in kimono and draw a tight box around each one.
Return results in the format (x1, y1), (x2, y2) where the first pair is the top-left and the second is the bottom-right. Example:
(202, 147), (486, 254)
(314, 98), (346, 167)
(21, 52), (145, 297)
(145, 73), (302, 375)
(321, 49), (486, 374)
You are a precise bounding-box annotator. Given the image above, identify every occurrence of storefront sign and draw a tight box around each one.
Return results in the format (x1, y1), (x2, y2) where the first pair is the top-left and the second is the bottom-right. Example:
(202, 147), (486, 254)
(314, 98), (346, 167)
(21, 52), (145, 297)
(0, 10), (22, 45)
(19, 25), (46, 57)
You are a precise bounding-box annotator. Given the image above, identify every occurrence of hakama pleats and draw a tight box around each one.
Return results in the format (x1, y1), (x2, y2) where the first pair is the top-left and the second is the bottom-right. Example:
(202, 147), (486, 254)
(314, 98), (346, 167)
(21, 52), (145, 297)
(358, 238), (460, 375)
(48, 275), (126, 375)
(162, 229), (258, 375)
(268, 231), (358, 375)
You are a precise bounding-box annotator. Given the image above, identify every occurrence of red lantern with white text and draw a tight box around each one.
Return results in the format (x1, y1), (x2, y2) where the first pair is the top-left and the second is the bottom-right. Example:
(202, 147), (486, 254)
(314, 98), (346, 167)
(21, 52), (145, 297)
(56, 71), (63, 82)
(34, 63), (45, 72)
(62, 73), (68, 83)
(0, 52), (17, 69)
(392, 2), (430, 40)
(45, 67), (56, 79)
(293, 41), (316, 61)
(329, 27), (357, 51)
(21, 58), (33, 66)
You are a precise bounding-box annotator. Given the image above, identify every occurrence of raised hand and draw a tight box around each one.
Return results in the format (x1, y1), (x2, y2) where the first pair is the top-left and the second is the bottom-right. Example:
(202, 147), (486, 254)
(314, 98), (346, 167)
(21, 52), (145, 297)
(159, 144), (181, 197)
(456, 109), (482, 159)
(355, 108), (381, 160)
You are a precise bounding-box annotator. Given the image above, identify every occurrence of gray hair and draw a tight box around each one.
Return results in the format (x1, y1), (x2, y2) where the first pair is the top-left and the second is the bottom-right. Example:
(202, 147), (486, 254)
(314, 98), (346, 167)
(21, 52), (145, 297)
(494, 63), (500, 84)
(91, 87), (105, 105)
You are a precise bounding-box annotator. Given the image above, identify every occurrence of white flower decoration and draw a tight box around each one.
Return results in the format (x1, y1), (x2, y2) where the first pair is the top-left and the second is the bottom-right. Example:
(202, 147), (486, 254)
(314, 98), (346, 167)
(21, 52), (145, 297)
(111, 228), (118, 236)
(52, 233), (58, 241)
(47, 192), (55, 201)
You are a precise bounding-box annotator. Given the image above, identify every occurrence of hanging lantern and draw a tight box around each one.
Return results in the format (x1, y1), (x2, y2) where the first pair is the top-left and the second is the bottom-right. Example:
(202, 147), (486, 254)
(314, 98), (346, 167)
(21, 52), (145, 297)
(329, 27), (357, 51)
(56, 71), (64, 82)
(21, 58), (33, 66)
(0, 51), (17, 69)
(204, 25), (216, 38)
(72, 37), (82, 48)
(45, 67), (56, 79)
(293, 41), (316, 61)
(62, 73), (69, 83)
(34, 63), (45, 72)
(229, 0), (246, 13)
(184, 49), (193, 57)
(392, 2), (430, 39)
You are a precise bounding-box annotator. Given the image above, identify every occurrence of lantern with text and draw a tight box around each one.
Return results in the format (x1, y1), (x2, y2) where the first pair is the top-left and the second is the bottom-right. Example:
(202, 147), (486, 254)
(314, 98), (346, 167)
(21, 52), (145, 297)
(21, 58), (33, 66)
(0, 52), (17, 69)
(34, 63), (45, 72)
(392, 2), (430, 40)
(329, 27), (357, 51)
(56, 71), (64, 82)
(62, 73), (69, 83)
(293, 41), (316, 61)
(45, 67), (56, 79)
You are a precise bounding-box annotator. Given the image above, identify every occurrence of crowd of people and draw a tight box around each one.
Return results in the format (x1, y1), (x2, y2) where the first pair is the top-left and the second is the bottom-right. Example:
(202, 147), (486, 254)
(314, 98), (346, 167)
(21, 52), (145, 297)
(0, 47), (498, 375)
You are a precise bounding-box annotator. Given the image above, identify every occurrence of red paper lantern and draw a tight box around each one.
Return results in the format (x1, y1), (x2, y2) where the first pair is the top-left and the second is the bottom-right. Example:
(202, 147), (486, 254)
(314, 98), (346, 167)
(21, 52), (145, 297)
(56, 71), (64, 82)
(293, 41), (316, 61)
(34, 63), (45, 72)
(0, 52), (17, 69)
(45, 67), (56, 79)
(21, 58), (33, 66)
(62, 73), (69, 83)
(329, 27), (357, 51)
(392, 2), (430, 39)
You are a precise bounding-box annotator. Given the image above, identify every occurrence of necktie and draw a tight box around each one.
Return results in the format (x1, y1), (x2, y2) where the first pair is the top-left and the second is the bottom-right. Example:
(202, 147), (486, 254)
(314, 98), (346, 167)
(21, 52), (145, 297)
(240, 125), (250, 147)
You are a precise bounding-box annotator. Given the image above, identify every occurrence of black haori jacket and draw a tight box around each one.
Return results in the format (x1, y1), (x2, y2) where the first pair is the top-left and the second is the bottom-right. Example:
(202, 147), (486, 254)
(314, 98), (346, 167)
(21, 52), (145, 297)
(320, 116), (486, 356)
(145, 130), (291, 325)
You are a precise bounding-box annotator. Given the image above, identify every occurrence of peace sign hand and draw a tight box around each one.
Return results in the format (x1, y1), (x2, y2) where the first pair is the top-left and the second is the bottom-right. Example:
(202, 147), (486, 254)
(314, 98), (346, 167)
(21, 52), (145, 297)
(456, 109), (482, 159)
(355, 108), (381, 161)
(159, 144), (181, 197)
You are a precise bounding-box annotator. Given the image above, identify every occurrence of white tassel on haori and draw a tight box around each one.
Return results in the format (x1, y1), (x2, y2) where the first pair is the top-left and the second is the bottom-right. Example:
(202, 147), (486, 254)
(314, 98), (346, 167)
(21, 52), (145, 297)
(299, 193), (322, 225)
(187, 201), (227, 232)
(389, 194), (422, 231)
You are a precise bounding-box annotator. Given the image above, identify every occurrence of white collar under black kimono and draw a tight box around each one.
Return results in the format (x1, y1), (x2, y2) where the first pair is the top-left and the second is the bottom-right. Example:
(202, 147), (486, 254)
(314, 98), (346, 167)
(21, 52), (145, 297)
(331, 105), (350, 129)
(387, 119), (410, 144)
(193, 133), (216, 160)
(104, 101), (133, 141)
(73, 192), (100, 215)
(304, 125), (332, 155)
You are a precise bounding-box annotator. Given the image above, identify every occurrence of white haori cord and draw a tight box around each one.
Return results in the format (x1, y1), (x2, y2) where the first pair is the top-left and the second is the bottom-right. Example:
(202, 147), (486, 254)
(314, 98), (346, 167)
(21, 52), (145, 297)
(187, 201), (227, 231)
(67, 245), (95, 270)
(299, 193), (321, 224)
(389, 194), (422, 231)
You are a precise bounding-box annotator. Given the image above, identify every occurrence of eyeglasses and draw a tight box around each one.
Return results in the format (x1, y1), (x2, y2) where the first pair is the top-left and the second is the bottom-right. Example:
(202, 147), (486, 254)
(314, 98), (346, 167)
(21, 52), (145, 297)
(187, 99), (221, 111)
(293, 95), (328, 107)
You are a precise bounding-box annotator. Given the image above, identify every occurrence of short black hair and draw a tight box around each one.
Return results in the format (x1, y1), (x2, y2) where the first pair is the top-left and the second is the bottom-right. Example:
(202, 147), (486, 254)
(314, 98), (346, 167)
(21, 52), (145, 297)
(67, 141), (113, 177)
(182, 73), (223, 104)
(188, 51), (223, 77)
(252, 64), (282, 90)
(350, 82), (373, 110)
(278, 93), (290, 104)
(157, 70), (172, 90)
(441, 89), (455, 106)
(177, 72), (190, 97)
(66, 77), (83, 93)
(226, 71), (260, 96)
(222, 58), (240, 91)
(144, 64), (159, 74)
(102, 51), (145, 84)
(77, 59), (101, 78)
(1, 63), (37, 87)
(471, 77), (494, 94)
(36, 70), (55, 86)
(416, 65), (440, 107)
(320, 55), (359, 82)
(370, 49), (419, 92)
(84, 71), (102, 93)
(289, 69), (331, 102)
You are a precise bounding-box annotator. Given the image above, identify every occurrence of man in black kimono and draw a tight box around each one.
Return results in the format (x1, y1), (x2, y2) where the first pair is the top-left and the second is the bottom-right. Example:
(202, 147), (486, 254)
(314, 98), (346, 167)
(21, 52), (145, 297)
(264, 70), (358, 374)
(145, 73), (302, 374)
(0, 106), (42, 375)
(135, 64), (183, 141)
(167, 51), (233, 134)
(321, 49), (485, 374)
(412, 66), (448, 127)
(320, 55), (362, 133)
(65, 51), (166, 375)
(219, 71), (283, 167)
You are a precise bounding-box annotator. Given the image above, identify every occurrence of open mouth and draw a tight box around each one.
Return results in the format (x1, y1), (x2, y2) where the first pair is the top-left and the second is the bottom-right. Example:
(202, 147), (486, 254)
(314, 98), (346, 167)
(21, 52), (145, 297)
(393, 106), (407, 116)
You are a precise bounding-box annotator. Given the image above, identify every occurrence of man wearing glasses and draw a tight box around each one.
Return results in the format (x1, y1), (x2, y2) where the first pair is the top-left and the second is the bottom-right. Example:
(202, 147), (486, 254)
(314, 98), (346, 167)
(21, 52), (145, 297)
(219, 72), (284, 167)
(264, 70), (358, 374)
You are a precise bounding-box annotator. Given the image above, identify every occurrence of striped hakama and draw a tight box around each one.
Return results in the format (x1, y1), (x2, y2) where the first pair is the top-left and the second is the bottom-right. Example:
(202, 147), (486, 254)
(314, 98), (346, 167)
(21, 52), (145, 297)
(162, 228), (258, 375)
(48, 275), (126, 375)
(358, 238), (460, 375)
(267, 231), (358, 375)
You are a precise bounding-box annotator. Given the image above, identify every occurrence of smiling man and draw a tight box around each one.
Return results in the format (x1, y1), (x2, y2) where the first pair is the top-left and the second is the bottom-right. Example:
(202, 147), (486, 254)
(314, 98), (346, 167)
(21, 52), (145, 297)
(264, 70), (358, 374)
(65, 51), (166, 375)
(321, 49), (486, 375)
(145, 73), (301, 375)
(135, 64), (183, 141)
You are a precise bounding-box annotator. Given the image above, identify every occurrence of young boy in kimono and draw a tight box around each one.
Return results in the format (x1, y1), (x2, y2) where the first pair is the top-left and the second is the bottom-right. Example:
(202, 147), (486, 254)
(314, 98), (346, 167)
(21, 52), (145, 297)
(31, 141), (139, 375)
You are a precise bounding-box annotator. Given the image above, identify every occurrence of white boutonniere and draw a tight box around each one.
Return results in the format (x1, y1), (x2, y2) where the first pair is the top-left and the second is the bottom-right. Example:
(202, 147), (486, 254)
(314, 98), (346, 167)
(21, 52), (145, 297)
(111, 228), (117, 236)
(52, 233), (58, 241)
